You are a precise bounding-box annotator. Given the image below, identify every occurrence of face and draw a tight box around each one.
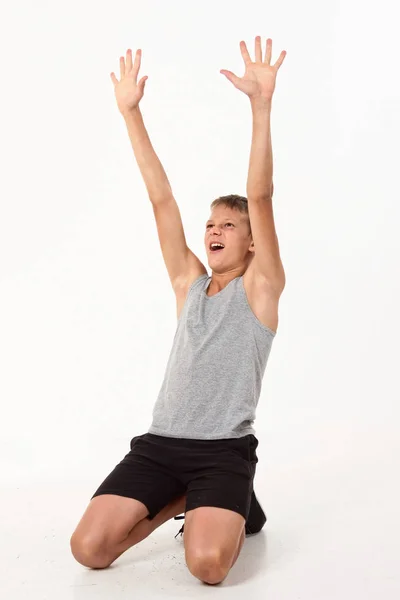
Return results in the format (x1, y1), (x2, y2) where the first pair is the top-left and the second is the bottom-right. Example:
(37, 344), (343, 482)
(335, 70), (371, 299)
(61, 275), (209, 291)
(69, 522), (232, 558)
(204, 205), (254, 272)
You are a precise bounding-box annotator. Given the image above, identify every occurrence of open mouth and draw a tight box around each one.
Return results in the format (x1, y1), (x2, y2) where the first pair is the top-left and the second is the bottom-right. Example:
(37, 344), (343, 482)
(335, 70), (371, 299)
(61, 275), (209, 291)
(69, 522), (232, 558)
(209, 242), (225, 253)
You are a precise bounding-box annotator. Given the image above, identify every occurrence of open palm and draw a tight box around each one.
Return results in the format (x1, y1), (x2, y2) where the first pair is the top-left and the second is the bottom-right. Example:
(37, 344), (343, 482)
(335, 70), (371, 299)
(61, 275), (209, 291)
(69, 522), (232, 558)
(110, 49), (148, 115)
(220, 37), (286, 101)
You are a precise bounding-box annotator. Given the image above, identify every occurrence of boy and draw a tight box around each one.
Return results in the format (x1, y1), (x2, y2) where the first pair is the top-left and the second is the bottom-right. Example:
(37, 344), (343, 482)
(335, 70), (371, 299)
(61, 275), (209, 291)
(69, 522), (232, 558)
(70, 36), (286, 585)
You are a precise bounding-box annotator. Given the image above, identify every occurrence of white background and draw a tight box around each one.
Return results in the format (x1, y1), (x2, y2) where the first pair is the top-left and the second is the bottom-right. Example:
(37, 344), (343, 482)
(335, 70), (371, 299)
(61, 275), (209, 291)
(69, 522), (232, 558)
(1, 0), (399, 597)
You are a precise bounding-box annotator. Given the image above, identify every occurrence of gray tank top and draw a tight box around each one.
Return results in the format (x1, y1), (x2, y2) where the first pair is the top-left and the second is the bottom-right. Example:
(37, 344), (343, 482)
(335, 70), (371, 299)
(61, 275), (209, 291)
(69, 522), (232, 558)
(148, 273), (276, 440)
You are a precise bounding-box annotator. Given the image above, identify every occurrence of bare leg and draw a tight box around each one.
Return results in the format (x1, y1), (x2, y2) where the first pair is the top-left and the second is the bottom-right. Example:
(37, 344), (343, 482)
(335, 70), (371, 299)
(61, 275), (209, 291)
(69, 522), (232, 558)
(110, 493), (186, 562)
(71, 493), (187, 569)
(184, 507), (246, 584)
(230, 525), (245, 568)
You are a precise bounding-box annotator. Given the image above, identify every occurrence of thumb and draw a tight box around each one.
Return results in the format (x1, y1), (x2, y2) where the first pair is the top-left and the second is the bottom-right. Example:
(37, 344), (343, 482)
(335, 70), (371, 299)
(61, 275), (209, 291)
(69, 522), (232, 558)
(139, 75), (148, 91)
(220, 69), (240, 87)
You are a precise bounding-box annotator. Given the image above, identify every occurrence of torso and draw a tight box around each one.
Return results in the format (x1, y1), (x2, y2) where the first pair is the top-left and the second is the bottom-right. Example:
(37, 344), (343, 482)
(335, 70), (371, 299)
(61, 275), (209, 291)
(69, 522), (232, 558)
(175, 262), (282, 333)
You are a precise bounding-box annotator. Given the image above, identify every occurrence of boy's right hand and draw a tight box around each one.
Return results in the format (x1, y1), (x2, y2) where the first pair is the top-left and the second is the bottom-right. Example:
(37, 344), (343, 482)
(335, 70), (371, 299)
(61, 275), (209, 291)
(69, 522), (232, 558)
(110, 49), (148, 115)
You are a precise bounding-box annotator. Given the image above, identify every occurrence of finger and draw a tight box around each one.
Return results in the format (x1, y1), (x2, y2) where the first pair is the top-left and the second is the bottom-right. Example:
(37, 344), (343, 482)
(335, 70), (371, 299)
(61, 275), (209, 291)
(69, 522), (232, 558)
(126, 48), (133, 71)
(274, 50), (287, 70)
(239, 40), (252, 66)
(264, 38), (272, 64)
(119, 56), (125, 78)
(255, 36), (262, 63)
(220, 69), (241, 87)
(132, 48), (142, 81)
(110, 72), (119, 86)
(139, 75), (148, 91)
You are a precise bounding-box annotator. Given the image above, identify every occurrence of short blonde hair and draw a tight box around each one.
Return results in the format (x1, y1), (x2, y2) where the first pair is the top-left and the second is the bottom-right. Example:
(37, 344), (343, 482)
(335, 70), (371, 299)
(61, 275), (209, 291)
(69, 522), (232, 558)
(210, 194), (251, 235)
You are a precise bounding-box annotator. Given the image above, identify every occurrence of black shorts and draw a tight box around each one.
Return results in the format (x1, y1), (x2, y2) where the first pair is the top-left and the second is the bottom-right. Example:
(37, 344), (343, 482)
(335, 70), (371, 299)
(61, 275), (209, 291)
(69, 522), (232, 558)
(91, 432), (259, 521)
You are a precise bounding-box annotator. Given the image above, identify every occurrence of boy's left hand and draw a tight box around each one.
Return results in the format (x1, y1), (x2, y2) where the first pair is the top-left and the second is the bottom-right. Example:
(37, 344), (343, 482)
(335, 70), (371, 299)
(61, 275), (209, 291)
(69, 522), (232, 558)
(220, 36), (286, 102)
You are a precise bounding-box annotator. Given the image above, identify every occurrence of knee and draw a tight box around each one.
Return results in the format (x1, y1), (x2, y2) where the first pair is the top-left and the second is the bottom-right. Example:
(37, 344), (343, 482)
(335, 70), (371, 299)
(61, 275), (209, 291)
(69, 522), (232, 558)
(186, 549), (230, 585)
(70, 532), (113, 569)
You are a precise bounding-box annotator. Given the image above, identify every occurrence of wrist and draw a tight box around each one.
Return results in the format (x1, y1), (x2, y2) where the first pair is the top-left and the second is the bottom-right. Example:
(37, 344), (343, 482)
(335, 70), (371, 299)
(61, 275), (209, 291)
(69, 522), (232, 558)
(250, 96), (272, 112)
(121, 105), (141, 120)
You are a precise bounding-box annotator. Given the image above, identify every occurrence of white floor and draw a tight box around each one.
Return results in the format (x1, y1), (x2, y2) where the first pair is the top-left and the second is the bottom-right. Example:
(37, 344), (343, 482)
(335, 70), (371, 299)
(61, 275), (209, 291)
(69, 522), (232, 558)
(3, 428), (400, 599)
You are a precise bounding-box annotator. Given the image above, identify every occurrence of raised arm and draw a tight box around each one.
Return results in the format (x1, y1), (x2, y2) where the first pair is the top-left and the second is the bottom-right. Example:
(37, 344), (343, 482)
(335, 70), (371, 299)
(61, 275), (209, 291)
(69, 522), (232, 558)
(110, 49), (206, 291)
(220, 37), (286, 290)
(111, 50), (171, 203)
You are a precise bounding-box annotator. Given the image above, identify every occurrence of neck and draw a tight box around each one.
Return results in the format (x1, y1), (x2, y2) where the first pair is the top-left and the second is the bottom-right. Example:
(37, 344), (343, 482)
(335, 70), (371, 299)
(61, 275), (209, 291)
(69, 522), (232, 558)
(208, 269), (243, 292)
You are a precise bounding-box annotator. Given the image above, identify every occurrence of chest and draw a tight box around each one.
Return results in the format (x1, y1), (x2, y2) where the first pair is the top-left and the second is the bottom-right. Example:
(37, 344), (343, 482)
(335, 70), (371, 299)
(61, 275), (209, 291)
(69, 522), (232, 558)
(176, 274), (278, 333)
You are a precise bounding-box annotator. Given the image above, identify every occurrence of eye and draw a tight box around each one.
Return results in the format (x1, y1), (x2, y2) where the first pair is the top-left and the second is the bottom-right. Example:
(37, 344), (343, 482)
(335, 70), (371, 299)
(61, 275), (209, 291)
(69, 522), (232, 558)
(225, 223), (234, 227)
(206, 224), (212, 229)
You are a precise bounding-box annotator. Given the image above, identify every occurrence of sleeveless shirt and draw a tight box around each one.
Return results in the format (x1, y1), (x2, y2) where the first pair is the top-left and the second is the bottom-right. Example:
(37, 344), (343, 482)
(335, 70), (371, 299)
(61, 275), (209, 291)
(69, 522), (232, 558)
(148, 273), (276, 440)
